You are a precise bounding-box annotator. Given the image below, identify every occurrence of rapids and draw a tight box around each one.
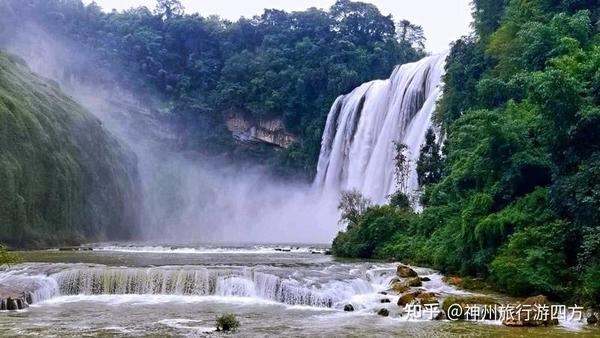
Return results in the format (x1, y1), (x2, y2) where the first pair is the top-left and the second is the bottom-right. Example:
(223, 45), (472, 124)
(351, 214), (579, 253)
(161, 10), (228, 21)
(0, 245), (595, 337)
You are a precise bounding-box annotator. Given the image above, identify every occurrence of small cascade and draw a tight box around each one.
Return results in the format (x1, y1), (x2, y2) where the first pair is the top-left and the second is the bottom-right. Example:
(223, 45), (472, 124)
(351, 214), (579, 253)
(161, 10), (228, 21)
(313, 53), (447, 203)
(29, 266), (379, 308)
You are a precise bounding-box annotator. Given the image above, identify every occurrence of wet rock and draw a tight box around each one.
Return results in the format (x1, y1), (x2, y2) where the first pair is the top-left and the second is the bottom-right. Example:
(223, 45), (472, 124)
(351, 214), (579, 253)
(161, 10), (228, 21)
(408, 278), (422, 287)
(416, 292), (438, 306)
(434, 311), (446, 320)
(588, 314), (598, 325)
(397, 292), (419, 307)
(24, 292), (33, 305)
(390, 282), (409, 293)
(6, 297), (17, 310)
(344, 304), (354, 312)
(377, 308), (389, 317)
(396, 265), (418, 278)
(441, 295), (498, 320)
(380, 298), (391, 303)
(419, 276), (431, 282)
(0, 298), (6, 311)
(502, 295), (558, 327)
(378, 291), (388, 295)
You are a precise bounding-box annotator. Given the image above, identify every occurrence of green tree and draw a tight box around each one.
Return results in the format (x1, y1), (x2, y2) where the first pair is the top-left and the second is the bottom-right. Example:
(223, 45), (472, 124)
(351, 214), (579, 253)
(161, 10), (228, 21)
(338, 189), (371, 225)
(416, 128), (443, 187)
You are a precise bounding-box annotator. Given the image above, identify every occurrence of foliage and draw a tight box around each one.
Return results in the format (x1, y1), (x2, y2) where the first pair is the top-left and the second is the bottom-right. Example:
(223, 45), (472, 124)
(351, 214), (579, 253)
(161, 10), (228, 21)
(332, 205), (412, 258)
(215, 313), (240, 332)
(0, 244), (20, 266)
(0, 0), (424, 177)
(332, 0), (600, 307)
(337, 189), (371, 225)
(416, 128), (443, 187)
(393, 142), (410, 194)
(0, 52), (139, 247)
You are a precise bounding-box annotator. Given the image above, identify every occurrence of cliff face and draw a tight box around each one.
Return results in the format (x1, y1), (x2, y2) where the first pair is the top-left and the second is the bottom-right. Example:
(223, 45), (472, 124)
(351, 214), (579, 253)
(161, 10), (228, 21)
(226, 114), (297, 148)
(0, 52), (140, 247)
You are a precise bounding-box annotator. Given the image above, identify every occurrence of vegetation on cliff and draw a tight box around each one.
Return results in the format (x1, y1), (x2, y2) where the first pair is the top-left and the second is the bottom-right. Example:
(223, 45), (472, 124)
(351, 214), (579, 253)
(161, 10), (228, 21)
(333, 0), (600, 307)
(0, 0), (425, 177)
(0, 52), (139, 247)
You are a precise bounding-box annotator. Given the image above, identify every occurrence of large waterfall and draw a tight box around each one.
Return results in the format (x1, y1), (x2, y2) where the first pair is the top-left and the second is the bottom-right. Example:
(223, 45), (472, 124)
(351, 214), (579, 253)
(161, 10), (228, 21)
(313, 53), (447, 204)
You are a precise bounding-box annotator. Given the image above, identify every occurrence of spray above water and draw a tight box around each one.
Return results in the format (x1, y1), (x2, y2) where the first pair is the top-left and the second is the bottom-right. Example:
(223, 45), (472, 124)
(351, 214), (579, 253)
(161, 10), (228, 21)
(2, 24), (338, 244)
(313, 53), (447, 204)
(3, 21), (446, 243)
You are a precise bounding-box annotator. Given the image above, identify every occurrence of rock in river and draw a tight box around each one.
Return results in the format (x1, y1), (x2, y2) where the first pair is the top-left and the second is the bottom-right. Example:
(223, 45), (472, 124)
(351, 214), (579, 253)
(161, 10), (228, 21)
(396, 265), (418, 278)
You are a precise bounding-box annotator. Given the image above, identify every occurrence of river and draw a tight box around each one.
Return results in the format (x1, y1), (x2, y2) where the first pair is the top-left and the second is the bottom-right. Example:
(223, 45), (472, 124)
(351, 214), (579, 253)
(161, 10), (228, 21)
(0, 243), (597, 337)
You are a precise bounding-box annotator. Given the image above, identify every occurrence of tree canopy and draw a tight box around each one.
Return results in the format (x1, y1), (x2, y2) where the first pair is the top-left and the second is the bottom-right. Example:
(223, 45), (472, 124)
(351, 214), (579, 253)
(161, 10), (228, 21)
(332, 0), (600, 307)
(0, 0), (424, 176)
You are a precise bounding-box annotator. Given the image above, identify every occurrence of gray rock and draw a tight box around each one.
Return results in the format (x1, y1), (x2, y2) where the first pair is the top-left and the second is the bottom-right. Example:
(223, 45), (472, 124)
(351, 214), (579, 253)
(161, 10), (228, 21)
(377, 308), (389, 317)
(6, 298), (17, 311)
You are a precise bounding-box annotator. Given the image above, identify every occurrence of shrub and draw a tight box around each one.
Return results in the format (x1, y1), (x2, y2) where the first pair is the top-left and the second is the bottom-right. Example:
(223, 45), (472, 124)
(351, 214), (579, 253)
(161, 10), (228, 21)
(0, 244), (20, 266)
(215, 313), (240, 332)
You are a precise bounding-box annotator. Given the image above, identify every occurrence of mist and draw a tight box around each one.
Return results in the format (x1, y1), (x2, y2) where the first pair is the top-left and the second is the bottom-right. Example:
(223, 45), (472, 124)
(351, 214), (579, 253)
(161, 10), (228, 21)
(2, 23), (340, 244)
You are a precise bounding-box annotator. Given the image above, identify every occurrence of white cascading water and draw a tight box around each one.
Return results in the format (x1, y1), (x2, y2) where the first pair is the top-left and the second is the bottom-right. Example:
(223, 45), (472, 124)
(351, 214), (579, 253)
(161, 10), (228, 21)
(314, 53), (447, 203)
(8, 265), (383, 309)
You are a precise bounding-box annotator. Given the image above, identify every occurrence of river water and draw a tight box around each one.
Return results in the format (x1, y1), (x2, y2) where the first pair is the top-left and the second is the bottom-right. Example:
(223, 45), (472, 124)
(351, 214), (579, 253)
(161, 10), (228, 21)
(0, 243), (597, 337)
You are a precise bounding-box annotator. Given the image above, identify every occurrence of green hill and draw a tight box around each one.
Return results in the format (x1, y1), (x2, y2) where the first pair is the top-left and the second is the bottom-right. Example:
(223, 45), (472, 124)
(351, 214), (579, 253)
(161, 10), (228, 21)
(0, 52), (139, 247)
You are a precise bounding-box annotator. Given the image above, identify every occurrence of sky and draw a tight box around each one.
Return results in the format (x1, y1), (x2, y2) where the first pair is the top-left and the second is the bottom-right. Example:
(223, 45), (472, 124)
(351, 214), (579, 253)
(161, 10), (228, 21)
(84, 0), (473, 53)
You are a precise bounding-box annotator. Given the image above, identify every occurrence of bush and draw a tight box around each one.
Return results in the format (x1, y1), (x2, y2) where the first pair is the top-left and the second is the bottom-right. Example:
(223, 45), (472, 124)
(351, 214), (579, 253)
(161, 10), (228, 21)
(215, 313), (240, 332)
(332, 205), (413, 258)
(0, 244), (20, 266)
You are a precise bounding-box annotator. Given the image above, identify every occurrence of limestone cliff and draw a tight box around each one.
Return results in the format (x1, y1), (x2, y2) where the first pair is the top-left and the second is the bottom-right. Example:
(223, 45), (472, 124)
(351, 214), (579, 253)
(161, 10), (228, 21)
(226, 114), (296, 148)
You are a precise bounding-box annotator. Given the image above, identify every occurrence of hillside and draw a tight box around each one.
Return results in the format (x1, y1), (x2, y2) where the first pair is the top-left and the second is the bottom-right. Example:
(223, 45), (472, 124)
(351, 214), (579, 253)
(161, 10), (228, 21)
(0, 52), (140, 247)
(332, 0), (600, 307)
(0, 0), (424, 177)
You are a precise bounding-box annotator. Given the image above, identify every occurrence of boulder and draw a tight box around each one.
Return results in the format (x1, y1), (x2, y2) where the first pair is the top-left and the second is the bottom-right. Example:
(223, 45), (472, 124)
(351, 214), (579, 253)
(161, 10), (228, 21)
(408, 278), (422, 287)
(390, 282), (409, 293)
(396, 265), (418, 278)
(443, 276), (464, 287)
(344, 304), (354, 312)
(380, 298), (391, 303)
(417, 292), (438, 306)
(397, 292), (419, 307)
(587, 314), (598, 325)
(0, 298), (6, 311)
(420, 276), (431, 282)
(6, 297), (17, 311)
(378, 291), (388, 295)
(434, 311), (446, 320)
(502, 295), (558, 327)
(377, 308), (389, 317)
(441, 295), (498, 320)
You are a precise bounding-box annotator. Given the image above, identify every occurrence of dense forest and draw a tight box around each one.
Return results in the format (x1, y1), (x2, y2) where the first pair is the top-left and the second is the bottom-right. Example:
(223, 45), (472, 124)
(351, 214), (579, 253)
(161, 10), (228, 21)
(0, 0), (425, 177)
(0, 52), (139, 247)
(333, 0), (600, 307)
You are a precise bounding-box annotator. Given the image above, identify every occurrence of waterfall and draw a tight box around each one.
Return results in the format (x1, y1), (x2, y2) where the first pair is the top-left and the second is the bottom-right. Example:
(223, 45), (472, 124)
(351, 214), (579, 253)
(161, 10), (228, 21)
(20, 266), (378, 308)
(313, 53), (447, 204)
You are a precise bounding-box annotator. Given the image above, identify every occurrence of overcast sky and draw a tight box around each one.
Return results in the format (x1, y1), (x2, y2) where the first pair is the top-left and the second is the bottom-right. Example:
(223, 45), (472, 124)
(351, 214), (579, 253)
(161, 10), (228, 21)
(84, 0), (473, 53)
